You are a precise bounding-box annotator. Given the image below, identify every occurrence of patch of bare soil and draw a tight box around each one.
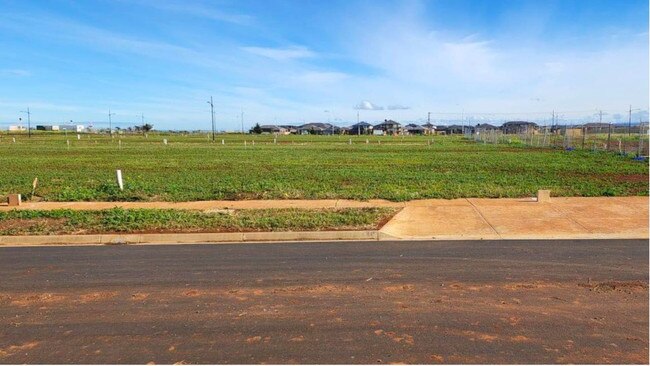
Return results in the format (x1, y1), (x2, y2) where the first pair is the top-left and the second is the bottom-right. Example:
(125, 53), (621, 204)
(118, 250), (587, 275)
(0, 341), (40, 358)
(0, 218), (67, 233)
(606, 173), (649, 183)
(383, 284), (415, 292)
(9, 293), (66, 306)
(78, 291), (118, 303)
(579, 280), (648, 294)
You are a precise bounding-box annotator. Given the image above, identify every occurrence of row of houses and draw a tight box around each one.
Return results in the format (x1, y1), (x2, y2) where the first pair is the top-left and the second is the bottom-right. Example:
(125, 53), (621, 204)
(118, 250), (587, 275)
(7, 124), (85, 132)
(253, 120), (543, 136)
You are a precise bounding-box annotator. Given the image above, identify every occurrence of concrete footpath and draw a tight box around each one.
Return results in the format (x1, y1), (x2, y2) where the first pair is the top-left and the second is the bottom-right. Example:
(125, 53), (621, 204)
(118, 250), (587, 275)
(379, 196), (648, 240)
(0, 196), (647, 245)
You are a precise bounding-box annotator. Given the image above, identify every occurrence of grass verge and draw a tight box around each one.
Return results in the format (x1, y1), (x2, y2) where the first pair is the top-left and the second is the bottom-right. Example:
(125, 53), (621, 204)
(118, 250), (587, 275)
(0, 207), (399, 235)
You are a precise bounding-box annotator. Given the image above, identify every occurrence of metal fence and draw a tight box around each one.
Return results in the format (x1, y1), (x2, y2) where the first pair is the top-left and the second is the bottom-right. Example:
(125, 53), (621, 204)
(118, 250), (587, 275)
(471, 123), (649, 157)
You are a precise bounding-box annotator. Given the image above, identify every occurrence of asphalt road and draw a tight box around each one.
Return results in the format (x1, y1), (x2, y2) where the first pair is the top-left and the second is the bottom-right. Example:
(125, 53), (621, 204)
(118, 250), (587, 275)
(0, 240), (648, 364)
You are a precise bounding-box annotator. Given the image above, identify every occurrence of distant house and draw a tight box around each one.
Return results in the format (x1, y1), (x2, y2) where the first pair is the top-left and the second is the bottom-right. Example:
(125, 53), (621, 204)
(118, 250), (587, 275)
(258, 125), (288, 134)
(582, 123), (611, 133)
(8, 125), (26, 131)
(348, 122), (373, 135)
(437, 124), (469, 134)
(404, 123), (426, 135)
(297, 122), (335, 135)
(475, 123), (499, 133)
(373, 119), (401, 135)
(421, 123), (436, 135)
(278, 125), (297, 134)
(59, 124), (85, 132)
(501, 121), (538, 134)
(36, 125), (60, 131)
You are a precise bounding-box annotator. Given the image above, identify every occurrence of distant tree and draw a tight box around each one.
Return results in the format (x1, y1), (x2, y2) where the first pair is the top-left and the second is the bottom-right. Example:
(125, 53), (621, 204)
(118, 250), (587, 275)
(251, 123), (262, 134)
(142, 123), (154, 132)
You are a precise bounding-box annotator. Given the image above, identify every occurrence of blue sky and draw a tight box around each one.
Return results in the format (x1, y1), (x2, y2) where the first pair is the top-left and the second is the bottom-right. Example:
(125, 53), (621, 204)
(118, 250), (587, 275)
(0, 0), (648, 130)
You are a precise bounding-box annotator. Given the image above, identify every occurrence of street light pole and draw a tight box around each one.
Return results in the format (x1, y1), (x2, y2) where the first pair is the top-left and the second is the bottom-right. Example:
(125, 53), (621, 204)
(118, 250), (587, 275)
(20, 107), (31, 138)
(207, 96), (215, 142)
(108, 109), (115, 135)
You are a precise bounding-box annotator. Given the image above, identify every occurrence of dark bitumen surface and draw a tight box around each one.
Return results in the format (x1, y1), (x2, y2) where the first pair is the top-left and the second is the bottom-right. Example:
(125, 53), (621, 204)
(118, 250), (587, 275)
(0, 239), (648, 364)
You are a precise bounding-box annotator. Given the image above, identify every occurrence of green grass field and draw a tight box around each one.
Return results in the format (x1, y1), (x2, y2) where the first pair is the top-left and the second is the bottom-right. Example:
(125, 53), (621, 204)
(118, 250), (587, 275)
(0, 132), (647, 202)
(0, 207), (396, 235)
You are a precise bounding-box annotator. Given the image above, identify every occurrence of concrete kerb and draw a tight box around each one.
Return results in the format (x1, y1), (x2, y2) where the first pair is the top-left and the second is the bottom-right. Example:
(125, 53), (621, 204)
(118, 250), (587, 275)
(0, 230), (382, 247)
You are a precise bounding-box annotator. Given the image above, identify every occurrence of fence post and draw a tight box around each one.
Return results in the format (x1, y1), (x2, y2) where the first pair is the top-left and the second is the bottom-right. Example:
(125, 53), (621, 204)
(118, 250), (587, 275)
(636, 121), (643, 157)
(606, 123), (612, 151)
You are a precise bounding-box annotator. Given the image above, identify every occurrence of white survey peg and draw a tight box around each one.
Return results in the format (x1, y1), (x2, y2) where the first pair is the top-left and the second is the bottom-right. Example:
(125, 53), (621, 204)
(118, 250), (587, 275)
(116, 169), (124, 191)
(32, 177), (38, 196)
(163, 138), (168, 145)
(77, 134), (80, 140)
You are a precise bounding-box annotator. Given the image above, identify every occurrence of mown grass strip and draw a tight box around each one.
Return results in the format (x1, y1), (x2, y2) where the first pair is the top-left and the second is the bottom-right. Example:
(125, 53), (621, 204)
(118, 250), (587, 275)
(0, 207), (399, 235)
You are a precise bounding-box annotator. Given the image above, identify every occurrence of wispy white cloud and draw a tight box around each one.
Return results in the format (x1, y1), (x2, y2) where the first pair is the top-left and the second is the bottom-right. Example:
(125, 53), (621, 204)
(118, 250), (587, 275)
(129, 0), (254, 26)
(354, 101), (383, 110)
(293, 71), (348, 84)
(387, 104), (410, 110)
(0, 69), (31, 77)
(242, 46), (316, 61)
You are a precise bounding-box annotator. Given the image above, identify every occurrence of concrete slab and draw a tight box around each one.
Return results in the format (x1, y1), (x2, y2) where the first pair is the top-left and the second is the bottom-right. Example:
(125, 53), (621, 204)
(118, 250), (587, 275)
(379, 205), (500, 239)
(551, 197), (649, 238)
(378, 196), (648, 240)
(468, 199), (589, 237)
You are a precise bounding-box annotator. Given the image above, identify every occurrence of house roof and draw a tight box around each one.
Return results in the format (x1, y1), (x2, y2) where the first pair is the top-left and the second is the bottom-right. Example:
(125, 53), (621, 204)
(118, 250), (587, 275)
(299, 122), (333, 130)
(405, 124), (425, 130)
(583, 123), (611, 128)
(374, 119), (401, 128)
(475, 123), (498, 129)
(503, 121), (538, 127)
(350, 122), (373, 128)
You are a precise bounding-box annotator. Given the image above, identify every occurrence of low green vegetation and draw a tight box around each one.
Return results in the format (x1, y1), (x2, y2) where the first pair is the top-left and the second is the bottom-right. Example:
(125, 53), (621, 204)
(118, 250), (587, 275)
(0, 207), (397, 235)
(0, 133), (647, 202)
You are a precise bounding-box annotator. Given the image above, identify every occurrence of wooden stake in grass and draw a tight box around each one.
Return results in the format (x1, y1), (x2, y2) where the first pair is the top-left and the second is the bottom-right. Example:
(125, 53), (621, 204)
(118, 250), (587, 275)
(66, 140), (70, 150)
(119, 139), (122, 149)
(116, 169), (124, 191)
(12, 137), (15, 143)
(163, 138), (168, 145)
(31, 177), (38, 197)
(222, 139), (225, 145)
